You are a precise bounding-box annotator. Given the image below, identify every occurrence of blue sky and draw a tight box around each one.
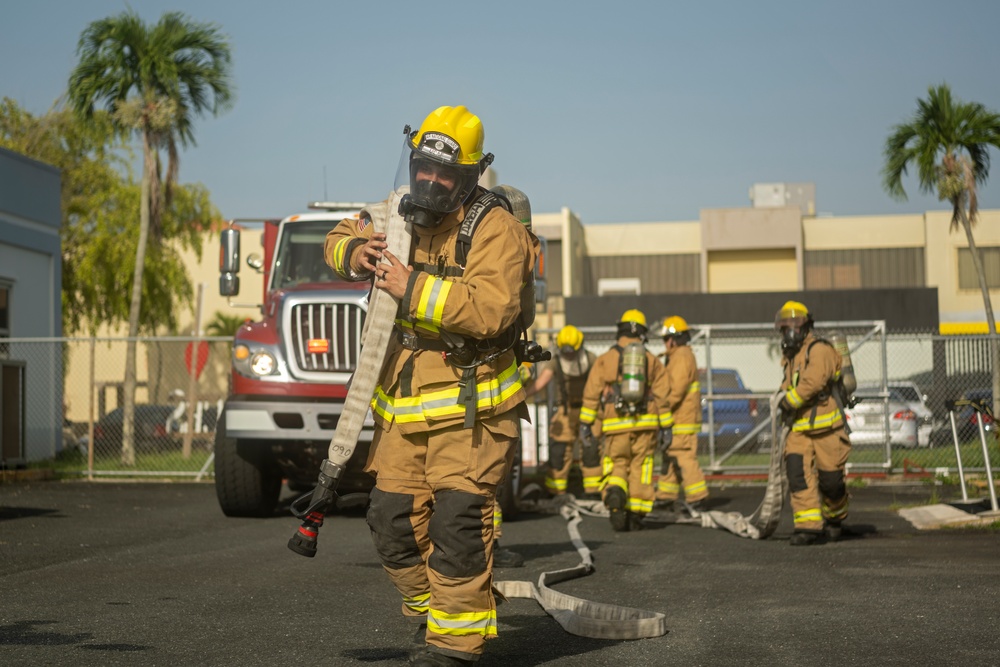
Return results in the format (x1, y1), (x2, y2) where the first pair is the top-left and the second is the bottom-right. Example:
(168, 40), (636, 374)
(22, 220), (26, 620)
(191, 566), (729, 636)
(4, 0), (1000, 224)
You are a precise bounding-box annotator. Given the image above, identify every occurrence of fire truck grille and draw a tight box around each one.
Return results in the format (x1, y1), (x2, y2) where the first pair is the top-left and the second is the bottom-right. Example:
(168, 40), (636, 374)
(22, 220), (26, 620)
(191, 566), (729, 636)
(288, 302), (365, 373)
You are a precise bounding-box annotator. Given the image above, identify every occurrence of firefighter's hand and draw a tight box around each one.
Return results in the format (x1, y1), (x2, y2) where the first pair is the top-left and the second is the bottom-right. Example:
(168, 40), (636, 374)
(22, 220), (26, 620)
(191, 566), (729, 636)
(578, 423), (592, 443)
(657, 428), (673, 453)
(359, 232), (388, 274)
(374, 249), (411, 299)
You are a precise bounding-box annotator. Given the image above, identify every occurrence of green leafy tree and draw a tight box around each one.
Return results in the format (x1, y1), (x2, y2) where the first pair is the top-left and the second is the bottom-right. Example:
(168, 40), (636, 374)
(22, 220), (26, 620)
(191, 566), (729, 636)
(0, 99), (219, 335)
(883, 83), (1000, 415)
(205, 311), (249, 337)
(68, 10), (233, 465)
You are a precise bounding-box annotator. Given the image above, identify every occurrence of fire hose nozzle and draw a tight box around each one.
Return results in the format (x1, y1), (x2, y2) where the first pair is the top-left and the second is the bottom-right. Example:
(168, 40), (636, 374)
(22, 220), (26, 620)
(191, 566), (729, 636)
(287, 459), (345, 557)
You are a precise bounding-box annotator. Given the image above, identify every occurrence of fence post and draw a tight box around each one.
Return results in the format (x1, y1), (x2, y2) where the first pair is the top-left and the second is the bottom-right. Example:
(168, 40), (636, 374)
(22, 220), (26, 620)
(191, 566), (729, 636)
(87, 337), (95, 480)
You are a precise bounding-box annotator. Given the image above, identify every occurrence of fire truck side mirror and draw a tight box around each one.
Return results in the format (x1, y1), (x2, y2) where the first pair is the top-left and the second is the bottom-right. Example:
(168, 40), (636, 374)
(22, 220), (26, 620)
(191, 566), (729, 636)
(220, 228), (241, 296)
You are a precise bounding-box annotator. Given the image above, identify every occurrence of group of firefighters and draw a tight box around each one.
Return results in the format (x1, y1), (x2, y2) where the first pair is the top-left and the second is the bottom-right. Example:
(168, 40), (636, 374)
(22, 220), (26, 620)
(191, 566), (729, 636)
(525, 301), (850, 549)
(319, 103), (852, 665)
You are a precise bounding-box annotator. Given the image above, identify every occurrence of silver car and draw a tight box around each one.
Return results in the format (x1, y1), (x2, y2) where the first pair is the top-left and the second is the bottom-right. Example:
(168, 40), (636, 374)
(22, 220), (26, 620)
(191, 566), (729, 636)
(886, 381), (934, 447)
(844, 388), (919, 448)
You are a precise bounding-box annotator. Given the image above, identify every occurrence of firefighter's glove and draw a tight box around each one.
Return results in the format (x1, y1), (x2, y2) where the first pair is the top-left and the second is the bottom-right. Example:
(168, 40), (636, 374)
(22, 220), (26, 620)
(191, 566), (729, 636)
(578, 423), (593, 444)
(777, 396), (795, 425)
(657, 428), (673, 453)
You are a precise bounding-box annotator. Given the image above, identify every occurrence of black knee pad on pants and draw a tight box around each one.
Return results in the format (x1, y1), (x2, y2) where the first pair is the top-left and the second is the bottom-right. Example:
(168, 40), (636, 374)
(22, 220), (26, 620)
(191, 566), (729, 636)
(549, 442), (567, 470)
(818, 469), (846, 502)
(428, 489), (488, 578)
(786, 454), (807, 493)
(581, 440), (601, 468)
(367, 488), (422, 569)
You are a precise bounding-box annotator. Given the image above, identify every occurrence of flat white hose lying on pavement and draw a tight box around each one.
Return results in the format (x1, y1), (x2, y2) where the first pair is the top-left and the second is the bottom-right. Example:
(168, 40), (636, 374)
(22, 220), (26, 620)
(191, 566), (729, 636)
(675, 391), (789, 539)
(494, 496), (667, 640)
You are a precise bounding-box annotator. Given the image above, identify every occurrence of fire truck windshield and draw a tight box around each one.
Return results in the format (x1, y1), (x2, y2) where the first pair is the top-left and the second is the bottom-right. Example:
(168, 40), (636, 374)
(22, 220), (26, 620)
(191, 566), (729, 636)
(272, 221), (340, 288)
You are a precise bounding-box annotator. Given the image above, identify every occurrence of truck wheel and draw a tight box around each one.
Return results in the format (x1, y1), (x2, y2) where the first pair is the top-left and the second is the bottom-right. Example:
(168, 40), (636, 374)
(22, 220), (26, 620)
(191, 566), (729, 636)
(498, 437), (523, 521)
(214, 411), (282, 517)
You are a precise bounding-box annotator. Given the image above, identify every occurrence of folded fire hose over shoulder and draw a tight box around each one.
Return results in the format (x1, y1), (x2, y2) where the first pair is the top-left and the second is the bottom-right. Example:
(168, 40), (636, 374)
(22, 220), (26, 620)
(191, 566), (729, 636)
(287, 191), (412, 557)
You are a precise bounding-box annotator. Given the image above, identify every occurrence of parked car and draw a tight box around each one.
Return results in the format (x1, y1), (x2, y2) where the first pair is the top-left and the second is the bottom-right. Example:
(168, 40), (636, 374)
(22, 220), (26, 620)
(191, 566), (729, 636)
(698, 368), (760, 449)
(89, 405), (178, 457)
(885, 381), (934, 447)
(844, 388), (918, 448)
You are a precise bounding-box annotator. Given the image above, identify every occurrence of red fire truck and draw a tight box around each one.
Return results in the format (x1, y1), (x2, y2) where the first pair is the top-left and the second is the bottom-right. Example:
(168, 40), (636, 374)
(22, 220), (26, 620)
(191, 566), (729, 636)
(214, 202), (374, 517)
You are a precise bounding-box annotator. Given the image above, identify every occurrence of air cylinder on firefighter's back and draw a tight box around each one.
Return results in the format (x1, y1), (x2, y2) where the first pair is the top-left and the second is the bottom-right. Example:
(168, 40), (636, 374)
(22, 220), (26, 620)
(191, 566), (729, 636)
(827, 331), (857, 395)
(620, 342), (647, 406)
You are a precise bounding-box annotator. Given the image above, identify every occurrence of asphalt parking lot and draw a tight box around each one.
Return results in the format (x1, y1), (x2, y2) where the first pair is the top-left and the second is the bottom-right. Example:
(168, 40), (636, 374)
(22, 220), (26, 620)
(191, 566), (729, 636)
(1, 480), (998, 666)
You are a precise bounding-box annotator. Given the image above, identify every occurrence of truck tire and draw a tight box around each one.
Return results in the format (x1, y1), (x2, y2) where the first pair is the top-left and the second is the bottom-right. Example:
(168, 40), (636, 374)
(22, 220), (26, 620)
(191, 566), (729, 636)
(214, 411), (282, 517)
(497, 437), (523, 521)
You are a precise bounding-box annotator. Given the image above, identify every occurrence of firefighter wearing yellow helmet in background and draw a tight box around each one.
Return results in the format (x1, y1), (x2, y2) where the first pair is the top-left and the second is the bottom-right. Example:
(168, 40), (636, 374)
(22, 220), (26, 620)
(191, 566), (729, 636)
(324, 105), (539, 665)
(580, 310), (671, 531)
(525, 324), (602, 497)
(775, 301), (852, 547)
(654, 316), (709, 511)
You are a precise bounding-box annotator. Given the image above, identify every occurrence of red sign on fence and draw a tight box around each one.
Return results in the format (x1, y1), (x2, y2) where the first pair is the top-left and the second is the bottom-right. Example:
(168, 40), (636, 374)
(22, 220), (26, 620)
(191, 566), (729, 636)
(185, 341), (210, 380)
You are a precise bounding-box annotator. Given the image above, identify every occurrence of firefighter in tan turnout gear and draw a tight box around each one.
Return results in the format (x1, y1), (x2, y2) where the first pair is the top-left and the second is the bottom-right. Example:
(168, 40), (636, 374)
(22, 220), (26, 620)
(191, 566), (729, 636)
(654, 316), (709, 511)
(324, 105), (538, 666)
(526, 325), (603, 497)
(580, 310), (671, 531)
(775, 301), (852, 547)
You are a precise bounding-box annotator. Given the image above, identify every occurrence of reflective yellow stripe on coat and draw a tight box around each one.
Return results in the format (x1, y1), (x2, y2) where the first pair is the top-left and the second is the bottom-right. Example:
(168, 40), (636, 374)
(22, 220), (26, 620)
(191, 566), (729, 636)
(371, 361), (522, 424)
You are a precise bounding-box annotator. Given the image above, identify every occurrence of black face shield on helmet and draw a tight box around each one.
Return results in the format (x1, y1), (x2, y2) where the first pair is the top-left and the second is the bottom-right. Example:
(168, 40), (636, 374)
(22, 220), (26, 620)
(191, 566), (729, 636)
(394, 130), (482, 228)
(778, 318), (811, 354)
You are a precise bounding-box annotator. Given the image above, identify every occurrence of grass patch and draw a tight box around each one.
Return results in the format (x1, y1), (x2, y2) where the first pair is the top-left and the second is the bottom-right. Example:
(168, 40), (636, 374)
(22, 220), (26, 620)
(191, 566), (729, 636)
(34, 448), (213, 477)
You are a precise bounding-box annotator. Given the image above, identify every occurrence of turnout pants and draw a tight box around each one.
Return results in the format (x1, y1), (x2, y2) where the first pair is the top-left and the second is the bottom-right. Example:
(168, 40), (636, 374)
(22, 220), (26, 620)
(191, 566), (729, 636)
(546, 407), (603, 495)
(364, 411), (517, 660)
(655, 432), (709, 503)
(784, 427), (851, 533)
(600, 429), (656, 516)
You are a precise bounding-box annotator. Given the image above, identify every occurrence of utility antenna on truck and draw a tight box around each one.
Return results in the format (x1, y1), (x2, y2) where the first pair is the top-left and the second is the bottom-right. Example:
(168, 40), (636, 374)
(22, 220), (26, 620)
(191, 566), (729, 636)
(308, 201), (368, 212)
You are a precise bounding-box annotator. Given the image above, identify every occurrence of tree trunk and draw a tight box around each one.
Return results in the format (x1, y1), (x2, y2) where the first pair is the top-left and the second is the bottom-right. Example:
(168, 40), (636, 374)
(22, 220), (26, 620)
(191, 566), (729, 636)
(121, 131), (154, 466)
(958, 207), (1000, 418)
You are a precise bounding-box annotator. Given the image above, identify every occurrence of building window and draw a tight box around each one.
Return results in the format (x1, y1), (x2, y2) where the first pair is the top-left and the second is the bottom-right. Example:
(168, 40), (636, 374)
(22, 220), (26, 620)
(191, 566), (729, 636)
(957, 247), (1000, 290)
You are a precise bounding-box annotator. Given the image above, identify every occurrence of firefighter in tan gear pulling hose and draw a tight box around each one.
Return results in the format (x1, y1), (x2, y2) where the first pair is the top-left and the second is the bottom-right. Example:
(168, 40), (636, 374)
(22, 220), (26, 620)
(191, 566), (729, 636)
(324, 105), (538, 666)
(775, 301), (852, 547)
(525, 325), (602, 497)
(654, 316), (709, 511)
(580, 310), (671, 531)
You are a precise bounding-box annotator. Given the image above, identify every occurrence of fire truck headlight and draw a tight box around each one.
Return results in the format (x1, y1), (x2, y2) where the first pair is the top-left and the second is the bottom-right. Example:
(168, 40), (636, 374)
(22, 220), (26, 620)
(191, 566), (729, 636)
(250, 351), (277, 376)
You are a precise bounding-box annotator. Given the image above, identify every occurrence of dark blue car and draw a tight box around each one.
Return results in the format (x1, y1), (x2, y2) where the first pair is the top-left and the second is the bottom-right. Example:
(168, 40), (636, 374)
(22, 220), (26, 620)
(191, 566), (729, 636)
(697, 368), (760, 449)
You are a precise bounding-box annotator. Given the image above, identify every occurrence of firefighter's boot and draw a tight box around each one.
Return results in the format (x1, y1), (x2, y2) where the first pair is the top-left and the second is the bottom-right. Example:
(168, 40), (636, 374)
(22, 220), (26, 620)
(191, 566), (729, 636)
(409, 648), (476, 666)
(605, 486), (629, 532)
(493, 542), (524, 568)
(826, 522), (843, 542)
(789, 530), (821, 546)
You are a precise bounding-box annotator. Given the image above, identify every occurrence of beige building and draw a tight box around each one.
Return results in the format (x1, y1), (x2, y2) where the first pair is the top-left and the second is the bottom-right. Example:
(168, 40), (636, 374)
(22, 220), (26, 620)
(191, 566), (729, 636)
(532, 186), (1000, 335)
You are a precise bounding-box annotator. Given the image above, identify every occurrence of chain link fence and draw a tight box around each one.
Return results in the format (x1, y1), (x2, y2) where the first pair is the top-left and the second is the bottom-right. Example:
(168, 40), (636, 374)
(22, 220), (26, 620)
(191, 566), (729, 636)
(2, 329), (998, 479)
(2, 336), (231, 478)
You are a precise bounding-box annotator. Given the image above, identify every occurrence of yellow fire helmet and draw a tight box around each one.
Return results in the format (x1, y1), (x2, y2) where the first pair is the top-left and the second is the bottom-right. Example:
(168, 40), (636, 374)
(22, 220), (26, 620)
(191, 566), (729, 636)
(402, 105), (486, 218)
(775, 300), (811, 330)
(556, 325), (584, 354)
(660, 315), (689, 337)
(617, 309), (648, 337)
(409, 105), (484, 166)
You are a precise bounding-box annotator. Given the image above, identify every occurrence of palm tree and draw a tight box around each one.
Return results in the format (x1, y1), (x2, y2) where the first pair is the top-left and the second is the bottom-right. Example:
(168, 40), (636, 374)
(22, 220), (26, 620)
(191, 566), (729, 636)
(68, 10), (233, 465)
(883, 83), (1000, 416)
